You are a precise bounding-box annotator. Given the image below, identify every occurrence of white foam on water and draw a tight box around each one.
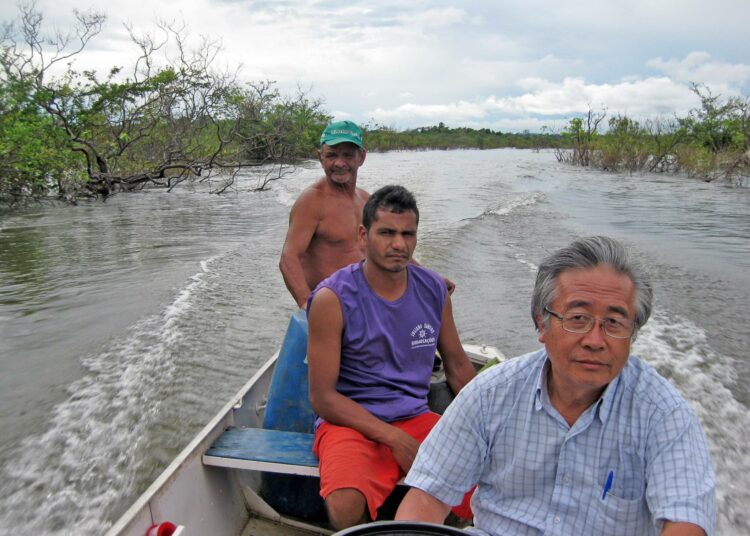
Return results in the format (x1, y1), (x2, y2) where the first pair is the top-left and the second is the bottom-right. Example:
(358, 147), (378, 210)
(0, 256), (220, 535)
(274, 182), (301, 208)
(634, 311), (750, 534)
(269, 165), (320, 209)
(484, 191), (546, 217)
(460, 191), (546, 223)
(512, 251), (539, 273)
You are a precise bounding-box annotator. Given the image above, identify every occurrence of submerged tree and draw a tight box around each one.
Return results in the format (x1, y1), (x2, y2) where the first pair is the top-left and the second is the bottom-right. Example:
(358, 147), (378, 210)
(678, 84), (750, 181)
(555, 106), (607, 166)
(554, 87), (749, 184)
(0, 3), (329, 204)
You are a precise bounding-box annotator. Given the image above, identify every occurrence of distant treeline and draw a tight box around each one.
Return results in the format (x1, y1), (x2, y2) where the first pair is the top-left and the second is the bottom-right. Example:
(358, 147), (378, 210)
(363, 123), (565, 151)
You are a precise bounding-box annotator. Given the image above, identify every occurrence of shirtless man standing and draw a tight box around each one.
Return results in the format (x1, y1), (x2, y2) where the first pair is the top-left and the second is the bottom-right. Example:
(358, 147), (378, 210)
(280, 120), (454, 308)
(280, 121), (370, 308)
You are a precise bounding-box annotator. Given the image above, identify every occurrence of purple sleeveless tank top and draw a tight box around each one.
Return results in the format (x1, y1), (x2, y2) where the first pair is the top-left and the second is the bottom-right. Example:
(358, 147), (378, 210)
(308, 261), (447, 424)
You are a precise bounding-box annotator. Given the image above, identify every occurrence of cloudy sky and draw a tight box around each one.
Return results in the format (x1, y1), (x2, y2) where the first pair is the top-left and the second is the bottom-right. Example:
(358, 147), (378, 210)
(3, 0), (749, 132)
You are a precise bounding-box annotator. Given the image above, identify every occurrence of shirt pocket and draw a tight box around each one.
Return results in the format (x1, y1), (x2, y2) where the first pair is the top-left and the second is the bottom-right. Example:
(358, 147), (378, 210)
(592, 492), (652, 534)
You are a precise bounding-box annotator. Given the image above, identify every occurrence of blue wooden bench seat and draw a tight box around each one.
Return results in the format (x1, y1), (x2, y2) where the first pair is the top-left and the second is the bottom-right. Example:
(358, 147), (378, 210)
(203, 427), (319, 476)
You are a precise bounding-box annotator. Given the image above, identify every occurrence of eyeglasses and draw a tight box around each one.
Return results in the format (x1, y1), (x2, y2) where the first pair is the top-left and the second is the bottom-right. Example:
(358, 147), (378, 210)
(544, 307), (634, 339)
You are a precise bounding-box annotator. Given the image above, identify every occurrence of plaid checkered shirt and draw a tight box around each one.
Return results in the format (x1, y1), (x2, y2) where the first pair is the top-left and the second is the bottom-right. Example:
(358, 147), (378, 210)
(405, 349), (716, 535)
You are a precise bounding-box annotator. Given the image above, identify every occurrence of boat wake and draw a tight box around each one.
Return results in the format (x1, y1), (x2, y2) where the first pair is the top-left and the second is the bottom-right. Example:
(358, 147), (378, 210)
(460, 191), (546, 223)
(0, 256), (220, 535)
(635, 311), (750, 535)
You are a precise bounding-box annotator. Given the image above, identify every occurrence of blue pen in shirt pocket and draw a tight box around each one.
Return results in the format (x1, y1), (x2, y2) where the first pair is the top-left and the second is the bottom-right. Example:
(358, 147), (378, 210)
(602, 470), (614, 500)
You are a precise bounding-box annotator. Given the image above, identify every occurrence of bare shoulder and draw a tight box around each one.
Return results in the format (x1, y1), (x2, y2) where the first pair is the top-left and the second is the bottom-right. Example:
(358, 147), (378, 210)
(308, 287), (342, 319)
(296, 178), (328, 204)
(290, 179), (327, 218)
(357, 187), (370, 201)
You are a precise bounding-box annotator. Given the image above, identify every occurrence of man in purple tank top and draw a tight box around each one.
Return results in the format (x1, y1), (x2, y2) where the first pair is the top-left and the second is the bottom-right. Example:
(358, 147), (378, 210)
(307, 185), (477, 530)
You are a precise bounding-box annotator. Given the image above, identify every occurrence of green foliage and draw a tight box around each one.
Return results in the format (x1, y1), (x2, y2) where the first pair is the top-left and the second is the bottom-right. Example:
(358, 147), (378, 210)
(557, 109), (607, 167)
(236, 83), (330, 163)
(363, 123), (565, 152)
(558, 89), (749, 182)
(1, 4), (329, 203)
(595, 115), (650, 172)
(0, 75), (83, 201)
(679, 84), (748, 155)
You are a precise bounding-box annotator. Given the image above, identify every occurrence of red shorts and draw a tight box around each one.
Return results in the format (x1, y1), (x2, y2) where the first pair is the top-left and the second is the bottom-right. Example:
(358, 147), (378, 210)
(313, 411), (472, 520)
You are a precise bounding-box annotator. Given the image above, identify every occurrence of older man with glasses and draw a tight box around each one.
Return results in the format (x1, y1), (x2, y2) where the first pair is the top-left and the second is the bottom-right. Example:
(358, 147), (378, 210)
(396, 236), (716, 536)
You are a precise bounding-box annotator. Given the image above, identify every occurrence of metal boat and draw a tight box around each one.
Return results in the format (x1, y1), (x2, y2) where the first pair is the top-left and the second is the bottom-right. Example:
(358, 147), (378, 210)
(106, 311), (505, 536)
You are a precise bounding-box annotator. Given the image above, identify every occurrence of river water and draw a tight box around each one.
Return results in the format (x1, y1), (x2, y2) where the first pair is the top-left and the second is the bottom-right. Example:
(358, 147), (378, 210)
(0, 149), (748, 535)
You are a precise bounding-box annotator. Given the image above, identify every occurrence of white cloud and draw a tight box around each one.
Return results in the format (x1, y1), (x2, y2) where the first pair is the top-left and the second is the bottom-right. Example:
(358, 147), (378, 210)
(367, 73), (707, 128)
(500, 77), (696, 116)
(647, 52), (750, 93)
(370, 100), (486, 121)
(397, 7), (469, 29)
(3, 1), (749, 131)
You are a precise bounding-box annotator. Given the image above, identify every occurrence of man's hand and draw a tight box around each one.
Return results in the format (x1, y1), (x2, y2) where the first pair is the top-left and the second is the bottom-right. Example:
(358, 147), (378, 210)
(309, 288), (419, 461)
(385, 426), (421, 473)
(444, 277), (455, 295)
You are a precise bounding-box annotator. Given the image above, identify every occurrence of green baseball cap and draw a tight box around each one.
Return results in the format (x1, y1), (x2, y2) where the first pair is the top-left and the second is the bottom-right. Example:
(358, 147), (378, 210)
(320, 120), (363, 148)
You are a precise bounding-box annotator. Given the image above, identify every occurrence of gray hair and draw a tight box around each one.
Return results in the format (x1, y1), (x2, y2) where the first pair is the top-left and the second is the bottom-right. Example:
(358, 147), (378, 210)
(531, 236), (653, 338)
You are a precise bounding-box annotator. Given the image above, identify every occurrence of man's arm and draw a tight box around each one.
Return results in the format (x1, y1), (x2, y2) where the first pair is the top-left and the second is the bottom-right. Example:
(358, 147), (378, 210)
(395, 488), (452, 524)
(279, 193), (318, 308)
(645, 402), (715, 535)
(436, 294), (476, 395)
(307, 288), (421, 471)
(661, 521), (706, 536)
